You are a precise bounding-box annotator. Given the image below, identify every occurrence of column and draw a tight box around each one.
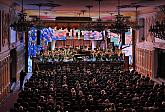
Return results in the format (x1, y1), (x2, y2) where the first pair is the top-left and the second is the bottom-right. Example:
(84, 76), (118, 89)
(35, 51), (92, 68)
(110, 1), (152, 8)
(25, 32), (28, 73)
(92, 41), (96, 50)
(51, 40), (55, 50)
(132, 30), (136, 70)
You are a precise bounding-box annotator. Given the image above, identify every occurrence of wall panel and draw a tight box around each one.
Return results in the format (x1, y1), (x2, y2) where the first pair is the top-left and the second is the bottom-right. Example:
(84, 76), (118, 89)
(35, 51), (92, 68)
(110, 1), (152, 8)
(135, 47), (153, 77)
(0, 56), (10, 102)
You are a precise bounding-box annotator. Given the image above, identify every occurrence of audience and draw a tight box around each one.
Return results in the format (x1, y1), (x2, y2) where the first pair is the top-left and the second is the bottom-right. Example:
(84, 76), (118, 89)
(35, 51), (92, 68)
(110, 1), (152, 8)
(11, 62), (165, 112)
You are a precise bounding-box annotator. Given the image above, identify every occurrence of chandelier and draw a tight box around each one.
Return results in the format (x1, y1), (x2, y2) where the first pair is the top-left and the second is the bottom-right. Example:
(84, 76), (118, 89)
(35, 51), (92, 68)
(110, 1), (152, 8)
(149, 5), (165, 40)
(34, 4), (45, 30)
(10, 0), (33, 32)
(109, 0), (131, 34)
(109, 14), (130, 34)
(93, 0), (107, 32)
(80, 0), (106, 32)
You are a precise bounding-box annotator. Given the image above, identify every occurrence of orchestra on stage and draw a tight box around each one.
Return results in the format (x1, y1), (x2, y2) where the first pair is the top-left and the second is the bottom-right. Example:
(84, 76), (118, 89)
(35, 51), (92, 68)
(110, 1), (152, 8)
(36, 46), (124, 62)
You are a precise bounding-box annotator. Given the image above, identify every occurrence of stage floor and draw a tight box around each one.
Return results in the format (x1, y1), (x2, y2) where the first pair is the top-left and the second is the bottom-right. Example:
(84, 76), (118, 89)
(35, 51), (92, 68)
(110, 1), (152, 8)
(38, 57), (124, 62)
(28, 56), (124, 72)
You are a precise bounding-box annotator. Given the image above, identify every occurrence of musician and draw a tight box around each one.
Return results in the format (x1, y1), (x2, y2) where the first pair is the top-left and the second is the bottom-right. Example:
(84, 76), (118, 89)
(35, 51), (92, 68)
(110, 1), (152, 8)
(119, 52), (124, 61)
(96, 52), (101, 61)
(105, 52), (109, 61)
(88, 51), (93, 61)
(102, 52), (107, 61)
(111, 52), (118, 61)
(58, 50), (64, 61)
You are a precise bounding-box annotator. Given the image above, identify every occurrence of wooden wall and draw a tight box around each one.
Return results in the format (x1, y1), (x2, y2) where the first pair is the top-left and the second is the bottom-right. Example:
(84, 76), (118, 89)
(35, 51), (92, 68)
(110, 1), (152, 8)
(0, 3), (25, 102)
(135, 47), (153, 77)
(0, 4), (11, 102)
(135, 12), (155, 78)
(0, 55), (10, 101)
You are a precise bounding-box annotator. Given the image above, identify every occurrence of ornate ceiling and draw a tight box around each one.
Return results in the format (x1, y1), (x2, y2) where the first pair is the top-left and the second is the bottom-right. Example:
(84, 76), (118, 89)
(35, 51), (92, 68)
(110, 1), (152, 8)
(1, 0), (165, 21)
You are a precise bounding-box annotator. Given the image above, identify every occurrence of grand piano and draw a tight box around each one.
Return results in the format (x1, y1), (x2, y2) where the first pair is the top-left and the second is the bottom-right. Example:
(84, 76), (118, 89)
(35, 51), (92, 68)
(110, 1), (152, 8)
(74, 50), (91, 60)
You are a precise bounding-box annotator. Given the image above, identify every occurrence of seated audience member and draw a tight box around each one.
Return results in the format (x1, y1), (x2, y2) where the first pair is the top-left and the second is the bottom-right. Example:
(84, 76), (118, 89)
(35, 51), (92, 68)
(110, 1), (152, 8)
(11, 62), (165, 112)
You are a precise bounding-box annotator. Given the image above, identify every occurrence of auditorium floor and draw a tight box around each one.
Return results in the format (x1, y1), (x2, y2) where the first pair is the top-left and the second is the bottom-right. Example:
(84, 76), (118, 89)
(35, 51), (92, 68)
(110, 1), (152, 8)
(0, 73), (32, 112)
(0, 72), (164, 112)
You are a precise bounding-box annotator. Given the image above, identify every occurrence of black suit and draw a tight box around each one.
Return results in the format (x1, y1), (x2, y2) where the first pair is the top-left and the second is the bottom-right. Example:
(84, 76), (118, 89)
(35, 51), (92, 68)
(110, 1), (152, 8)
(20, 70), (26, 90)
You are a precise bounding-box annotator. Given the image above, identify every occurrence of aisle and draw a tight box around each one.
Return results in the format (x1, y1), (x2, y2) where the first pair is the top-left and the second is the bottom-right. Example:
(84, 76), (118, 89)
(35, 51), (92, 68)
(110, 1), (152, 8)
(0, 82), (20, 112)
(0, 73), (32, 112)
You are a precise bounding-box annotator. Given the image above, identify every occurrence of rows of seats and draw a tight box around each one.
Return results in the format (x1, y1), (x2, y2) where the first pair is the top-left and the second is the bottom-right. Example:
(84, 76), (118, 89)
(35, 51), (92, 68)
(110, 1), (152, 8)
(11, 62), (164, 112)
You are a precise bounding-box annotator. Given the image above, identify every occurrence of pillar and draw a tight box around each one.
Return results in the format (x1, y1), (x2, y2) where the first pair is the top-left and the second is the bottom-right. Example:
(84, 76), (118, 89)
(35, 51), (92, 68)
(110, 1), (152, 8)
(132, 30), (136, 70)
(25, 32), (28, 73)
(51, 40), (55, 50)
(92, 41), (96, 50)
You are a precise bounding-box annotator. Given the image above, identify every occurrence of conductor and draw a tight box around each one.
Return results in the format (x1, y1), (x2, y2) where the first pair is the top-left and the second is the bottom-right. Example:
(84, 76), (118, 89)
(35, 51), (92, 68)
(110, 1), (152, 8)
(20, 70), (26, 90)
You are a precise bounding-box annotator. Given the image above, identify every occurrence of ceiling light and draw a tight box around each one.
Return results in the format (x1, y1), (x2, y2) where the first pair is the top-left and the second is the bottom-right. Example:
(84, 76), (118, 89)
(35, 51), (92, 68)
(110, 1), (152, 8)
(109, 0), (131, 34)
(10, 0), (33, 32)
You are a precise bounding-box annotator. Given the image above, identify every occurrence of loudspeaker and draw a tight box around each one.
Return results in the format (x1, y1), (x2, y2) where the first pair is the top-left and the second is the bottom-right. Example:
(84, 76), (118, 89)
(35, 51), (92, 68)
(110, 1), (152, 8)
(37, 30), (41, 45)
(121, 33), (125, 45)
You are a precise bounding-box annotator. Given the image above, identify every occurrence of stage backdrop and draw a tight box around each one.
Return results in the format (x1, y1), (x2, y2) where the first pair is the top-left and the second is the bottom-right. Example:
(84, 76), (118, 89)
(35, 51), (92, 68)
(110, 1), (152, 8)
(55, 39), (92, 48)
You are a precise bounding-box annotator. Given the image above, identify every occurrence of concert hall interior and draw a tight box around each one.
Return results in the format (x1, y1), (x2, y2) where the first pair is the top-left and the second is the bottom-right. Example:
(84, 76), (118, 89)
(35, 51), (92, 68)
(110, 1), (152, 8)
(0, 0), (165, 112)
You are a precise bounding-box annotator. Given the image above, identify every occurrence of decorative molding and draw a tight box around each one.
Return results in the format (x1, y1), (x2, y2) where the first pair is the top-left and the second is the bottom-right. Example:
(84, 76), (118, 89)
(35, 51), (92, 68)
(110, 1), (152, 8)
(154, 42), (165, 50)
(0, 49), (10, 61)
(136, 42), (154, 51)
(145, 16), (155, 43)
(138, 12), (157, 18)
(0, 55), (10, 68)
(2, 10), (9, 47)
(155, 38), (165, 43)
(0, 4), (10, 11)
